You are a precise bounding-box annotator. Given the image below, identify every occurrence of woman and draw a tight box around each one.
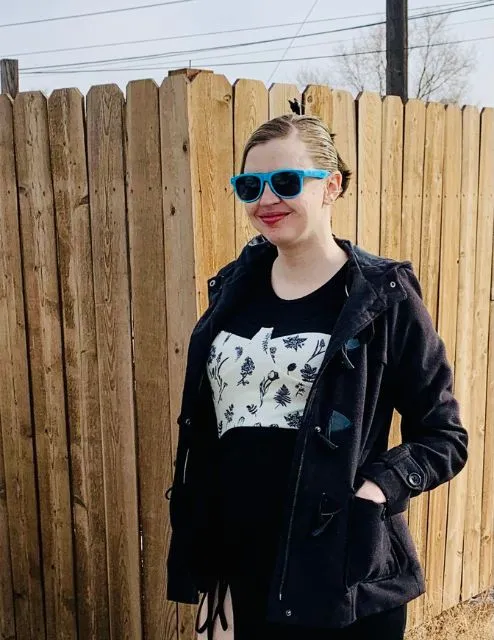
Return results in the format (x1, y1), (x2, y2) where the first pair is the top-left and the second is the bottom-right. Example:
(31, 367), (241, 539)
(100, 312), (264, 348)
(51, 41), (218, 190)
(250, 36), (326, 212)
(166, 114), (468, 640)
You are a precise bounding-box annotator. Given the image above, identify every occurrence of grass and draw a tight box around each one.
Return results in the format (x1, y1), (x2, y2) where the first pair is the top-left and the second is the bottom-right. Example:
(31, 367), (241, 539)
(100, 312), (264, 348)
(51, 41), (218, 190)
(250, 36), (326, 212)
(406, 590), (494, 640)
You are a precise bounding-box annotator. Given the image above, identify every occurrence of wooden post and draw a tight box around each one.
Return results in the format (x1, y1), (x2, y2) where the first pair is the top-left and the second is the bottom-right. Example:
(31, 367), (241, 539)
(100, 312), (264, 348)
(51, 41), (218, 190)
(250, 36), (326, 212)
(0, 59), (19, 98)
(386, 0), (408, 100)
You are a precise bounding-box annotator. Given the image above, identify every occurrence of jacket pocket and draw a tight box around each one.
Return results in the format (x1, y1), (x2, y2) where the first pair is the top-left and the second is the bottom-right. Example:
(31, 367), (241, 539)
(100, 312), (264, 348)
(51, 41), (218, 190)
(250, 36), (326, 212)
(345, 496), (399, 588)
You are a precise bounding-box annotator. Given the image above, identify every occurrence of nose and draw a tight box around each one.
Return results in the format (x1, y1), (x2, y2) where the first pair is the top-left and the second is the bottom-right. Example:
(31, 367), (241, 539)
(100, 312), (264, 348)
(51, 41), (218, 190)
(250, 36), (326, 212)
(258, 181), (281, 205)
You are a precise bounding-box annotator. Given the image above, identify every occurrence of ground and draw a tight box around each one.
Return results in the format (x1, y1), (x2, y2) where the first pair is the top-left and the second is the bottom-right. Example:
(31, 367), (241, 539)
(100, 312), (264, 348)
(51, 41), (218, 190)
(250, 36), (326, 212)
(406, 590), (494, 640)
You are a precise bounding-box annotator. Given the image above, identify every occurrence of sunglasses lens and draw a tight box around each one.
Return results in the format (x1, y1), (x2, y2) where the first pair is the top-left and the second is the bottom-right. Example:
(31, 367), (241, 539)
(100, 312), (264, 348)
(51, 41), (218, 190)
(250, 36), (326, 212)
(271, 171), (302, 198)
(235, 175), (262, 202)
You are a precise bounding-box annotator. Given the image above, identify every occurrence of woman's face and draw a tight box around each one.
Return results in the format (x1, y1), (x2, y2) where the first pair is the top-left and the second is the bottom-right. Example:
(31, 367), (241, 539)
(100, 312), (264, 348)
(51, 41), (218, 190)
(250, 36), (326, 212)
(242, 133), (341, 248)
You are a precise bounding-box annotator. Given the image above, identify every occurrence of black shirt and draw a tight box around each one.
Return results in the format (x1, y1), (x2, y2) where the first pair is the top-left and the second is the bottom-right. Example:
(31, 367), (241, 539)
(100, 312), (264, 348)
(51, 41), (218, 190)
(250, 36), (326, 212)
(206, 260), (349, 580)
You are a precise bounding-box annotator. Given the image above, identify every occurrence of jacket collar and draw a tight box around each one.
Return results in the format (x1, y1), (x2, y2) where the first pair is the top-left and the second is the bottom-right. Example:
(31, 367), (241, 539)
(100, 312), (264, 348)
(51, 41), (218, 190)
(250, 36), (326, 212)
(209, 234), (411, 314)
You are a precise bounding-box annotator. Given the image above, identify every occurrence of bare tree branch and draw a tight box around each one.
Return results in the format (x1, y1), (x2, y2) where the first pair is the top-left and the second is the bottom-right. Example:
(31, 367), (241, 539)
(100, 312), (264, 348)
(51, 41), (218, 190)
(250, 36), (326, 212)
(295, 14), (476, 104)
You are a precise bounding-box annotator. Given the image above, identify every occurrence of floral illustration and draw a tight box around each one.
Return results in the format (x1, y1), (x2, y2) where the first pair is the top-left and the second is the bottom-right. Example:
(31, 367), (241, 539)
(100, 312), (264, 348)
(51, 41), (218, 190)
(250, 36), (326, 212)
(269, 346), (277, 363)
(307, 338), (326, 363)
(223, 332), (233, 345)
(300, 363), (318, 383)
(283, 335), (307, 351)
(234, 346), (243, 361)
(247, 404), (258, 416)
(262, 331), (271, 354)
(224, 404), (234, 424)
(295, 382), (306, 397)
(274, 384), (291, 408)
(207, 345), (216, 366)
(259, 370), (280, 407)
(237, 356), (255, 386)
(209, 351), (229, 401)
(284, 411), (303, 429)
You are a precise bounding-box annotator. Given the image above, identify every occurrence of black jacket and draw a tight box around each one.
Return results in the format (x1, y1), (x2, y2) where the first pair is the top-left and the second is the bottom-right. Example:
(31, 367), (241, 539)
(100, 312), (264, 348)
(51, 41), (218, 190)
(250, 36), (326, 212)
(166, 235), (468, 629)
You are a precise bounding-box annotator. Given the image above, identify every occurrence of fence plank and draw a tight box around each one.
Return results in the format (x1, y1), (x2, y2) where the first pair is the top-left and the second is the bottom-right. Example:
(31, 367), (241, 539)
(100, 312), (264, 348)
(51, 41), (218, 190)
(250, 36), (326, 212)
(356, 92), (382, 254)
(480, 108), (494, 592)
(14, 91), (77, 640)
(0, 94), (45, 640)
(48, 88), (110, 640)
(408, 102), (446, 627)
(126, 79), (176, 640)
(435, 105), (462, 614)
(380, 96), (404, 454)
(330, 90), (357, 243)
(469, 107), (494, 597)
(233, 79), (268, 255)
(86, 84), (142, 640)
(422, 103), (449, 619)
(189, 72), (235, 317)
(459, 106), (484, 604)
(0, 412), (15, 640)
(443, 106), (480, 609)
(160, 72), (197, 640)
(482, 301), (494, 589)
(401, 100), (426, 267)
(268, 83), (301, 118)
(303, 84), (333, 127)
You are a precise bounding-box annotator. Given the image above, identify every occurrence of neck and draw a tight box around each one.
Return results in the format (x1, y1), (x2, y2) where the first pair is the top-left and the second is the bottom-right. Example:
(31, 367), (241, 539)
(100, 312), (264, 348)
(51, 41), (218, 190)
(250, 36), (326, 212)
(273, 232), (348, 287)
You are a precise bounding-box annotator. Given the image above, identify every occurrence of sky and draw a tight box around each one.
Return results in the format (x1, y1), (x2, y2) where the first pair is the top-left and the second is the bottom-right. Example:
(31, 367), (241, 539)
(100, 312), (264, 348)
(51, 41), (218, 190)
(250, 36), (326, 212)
(1, 0), (493, 107)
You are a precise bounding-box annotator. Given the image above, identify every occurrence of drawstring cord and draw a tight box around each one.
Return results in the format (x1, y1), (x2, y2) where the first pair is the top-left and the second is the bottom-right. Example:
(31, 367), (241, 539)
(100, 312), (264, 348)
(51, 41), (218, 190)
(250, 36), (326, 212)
(195, 579), (229, 639)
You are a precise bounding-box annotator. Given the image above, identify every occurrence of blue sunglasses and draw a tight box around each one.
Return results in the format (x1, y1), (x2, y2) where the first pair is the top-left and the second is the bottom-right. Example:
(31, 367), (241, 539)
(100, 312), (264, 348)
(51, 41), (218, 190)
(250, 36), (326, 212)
(230, 168), (330, 203)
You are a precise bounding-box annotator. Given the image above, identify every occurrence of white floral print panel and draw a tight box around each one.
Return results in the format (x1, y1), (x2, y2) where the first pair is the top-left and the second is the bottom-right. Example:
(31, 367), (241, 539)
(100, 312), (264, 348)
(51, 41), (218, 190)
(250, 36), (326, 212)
(206, 327), (331, 437)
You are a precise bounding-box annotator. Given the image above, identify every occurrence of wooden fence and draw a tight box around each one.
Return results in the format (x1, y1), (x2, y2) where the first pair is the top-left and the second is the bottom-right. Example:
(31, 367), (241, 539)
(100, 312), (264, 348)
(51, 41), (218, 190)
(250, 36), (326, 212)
(0, 68), (492, 640)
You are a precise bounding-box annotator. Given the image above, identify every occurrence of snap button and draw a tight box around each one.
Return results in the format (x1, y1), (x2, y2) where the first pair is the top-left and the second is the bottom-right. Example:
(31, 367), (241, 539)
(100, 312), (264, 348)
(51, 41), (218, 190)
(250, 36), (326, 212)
(389, 281), (397, 289)
(184, 418), (191, 426)
(315, 426), (321, 433)
(209, 279), (216, 287)
(408, 472), (422, 487)
(285, 609), (292, 617)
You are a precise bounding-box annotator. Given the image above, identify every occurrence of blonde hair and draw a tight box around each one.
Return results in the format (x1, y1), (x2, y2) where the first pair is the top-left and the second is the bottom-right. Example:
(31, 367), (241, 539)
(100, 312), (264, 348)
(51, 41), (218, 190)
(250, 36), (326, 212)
(240, 114), (352, 198)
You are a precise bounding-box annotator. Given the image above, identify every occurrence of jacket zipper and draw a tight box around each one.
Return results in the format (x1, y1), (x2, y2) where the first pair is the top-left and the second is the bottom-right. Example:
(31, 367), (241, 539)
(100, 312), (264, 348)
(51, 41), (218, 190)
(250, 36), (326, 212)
(278, 317), (378, 604)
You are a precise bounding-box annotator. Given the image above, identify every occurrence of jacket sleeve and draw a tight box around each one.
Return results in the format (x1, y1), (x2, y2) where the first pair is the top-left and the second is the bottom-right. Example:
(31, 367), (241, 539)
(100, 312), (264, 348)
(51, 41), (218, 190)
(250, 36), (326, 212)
(359, 266), (468, 511)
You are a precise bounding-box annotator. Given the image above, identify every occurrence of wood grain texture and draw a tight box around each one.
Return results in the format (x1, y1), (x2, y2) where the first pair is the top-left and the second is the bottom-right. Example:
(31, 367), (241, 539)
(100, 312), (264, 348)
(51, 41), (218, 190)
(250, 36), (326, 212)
(480, 109), (494, 591)
(160, 72), (195, 640)
(379, 96), (404, 453)
(302, 84), (333, 127)
(330, 90), (357, 243)
(48, 88), (110, 640)
(232, 79), (268, 255)
(401, 100), (426, 268)
(86, 84), (142, 640)
(268, 83), (301, 118)
(189, 72), (235, 317)
(434, 105), (462, 616)
(0, 94), (45, 640)
(443, 106), (480, 609)
(126, 79), (176, 640)
(0, 406), (15, 640)
(465, 106), (494, 598)
(356, 92), (382, 254)
(14, 91), (77, 640)
(402, 100), (427, 632)
(423, 103), (454, 619)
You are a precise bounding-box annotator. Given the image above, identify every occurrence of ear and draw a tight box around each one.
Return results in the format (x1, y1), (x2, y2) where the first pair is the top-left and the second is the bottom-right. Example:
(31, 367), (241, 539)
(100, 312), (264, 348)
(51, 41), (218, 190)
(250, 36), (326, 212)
(323, 171), (343, 205)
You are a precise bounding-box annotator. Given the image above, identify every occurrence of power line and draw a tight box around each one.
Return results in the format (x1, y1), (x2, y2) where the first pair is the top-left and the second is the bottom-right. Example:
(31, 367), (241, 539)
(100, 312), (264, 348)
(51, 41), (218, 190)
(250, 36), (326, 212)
(21, 34), (494, 75)
(0, 0), (195, 31)
(2, 0), (489, 59)
(15, 13), (490, 72)
(19, 1), (494, 72)
(267, 0), (320, 84)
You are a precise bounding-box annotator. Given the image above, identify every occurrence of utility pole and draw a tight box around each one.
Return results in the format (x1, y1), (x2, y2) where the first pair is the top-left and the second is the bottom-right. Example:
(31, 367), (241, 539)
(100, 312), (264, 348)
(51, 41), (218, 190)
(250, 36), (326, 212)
(386, 0), (408, 100)
(0, 59), (19, 98)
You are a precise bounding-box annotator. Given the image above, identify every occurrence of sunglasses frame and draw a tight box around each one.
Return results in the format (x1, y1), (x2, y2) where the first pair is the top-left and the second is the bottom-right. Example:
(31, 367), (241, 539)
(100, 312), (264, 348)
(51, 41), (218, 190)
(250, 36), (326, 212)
(230, 168), (331, 203)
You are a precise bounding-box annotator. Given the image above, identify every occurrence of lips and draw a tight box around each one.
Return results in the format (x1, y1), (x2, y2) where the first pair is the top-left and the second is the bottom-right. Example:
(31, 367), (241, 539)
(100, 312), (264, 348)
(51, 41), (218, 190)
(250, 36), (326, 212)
(258, 212), (291, 225)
